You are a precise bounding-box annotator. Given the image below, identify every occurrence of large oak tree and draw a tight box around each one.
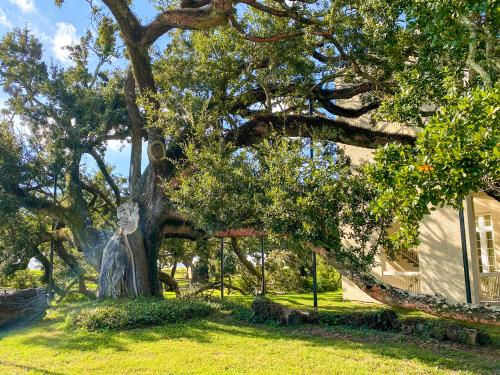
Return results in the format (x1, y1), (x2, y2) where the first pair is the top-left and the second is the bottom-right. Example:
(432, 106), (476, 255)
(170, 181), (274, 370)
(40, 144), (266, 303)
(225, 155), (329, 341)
(0, 0), (498, 324)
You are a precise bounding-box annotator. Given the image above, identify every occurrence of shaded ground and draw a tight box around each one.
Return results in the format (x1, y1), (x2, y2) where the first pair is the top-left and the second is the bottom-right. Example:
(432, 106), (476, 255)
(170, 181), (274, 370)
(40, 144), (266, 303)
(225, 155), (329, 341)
(0, 292), (499, 375)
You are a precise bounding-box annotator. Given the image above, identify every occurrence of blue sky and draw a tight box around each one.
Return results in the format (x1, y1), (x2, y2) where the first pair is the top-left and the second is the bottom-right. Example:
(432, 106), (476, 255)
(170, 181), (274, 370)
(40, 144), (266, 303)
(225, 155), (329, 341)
(0, 1), (163, 177)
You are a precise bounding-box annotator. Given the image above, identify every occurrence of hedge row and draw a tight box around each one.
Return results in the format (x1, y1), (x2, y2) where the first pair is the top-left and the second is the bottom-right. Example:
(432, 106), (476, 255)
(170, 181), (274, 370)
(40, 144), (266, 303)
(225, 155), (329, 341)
(68, 297), (213, 331)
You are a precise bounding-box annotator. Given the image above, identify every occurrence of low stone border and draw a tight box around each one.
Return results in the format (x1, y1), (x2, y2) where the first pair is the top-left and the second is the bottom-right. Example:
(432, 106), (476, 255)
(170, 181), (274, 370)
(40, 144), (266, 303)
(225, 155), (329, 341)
(251, 298), (492, 346)
(0, 288), (49, 330)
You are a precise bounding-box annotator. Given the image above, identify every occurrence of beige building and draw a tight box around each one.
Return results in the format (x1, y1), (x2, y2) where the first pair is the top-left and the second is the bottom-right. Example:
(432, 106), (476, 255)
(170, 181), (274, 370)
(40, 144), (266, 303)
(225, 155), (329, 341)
(341, 144), (500, 305)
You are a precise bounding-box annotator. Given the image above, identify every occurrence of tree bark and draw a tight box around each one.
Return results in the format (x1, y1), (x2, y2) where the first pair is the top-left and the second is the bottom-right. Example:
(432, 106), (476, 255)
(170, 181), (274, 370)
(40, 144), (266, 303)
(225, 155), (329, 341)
(159, 271), (180, 296)
(170, 260), (178, 278)
(98, 202), (152, 298)
(231, 238), (261, 280)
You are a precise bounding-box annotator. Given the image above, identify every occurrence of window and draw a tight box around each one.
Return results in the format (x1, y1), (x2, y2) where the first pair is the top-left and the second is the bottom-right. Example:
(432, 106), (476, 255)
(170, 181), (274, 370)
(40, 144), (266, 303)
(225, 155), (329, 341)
(475, 214), (496, 273)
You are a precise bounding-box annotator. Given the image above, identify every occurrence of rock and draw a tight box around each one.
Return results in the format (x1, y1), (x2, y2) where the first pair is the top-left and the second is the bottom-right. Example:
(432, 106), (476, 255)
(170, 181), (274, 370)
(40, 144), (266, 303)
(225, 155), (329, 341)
(0, 288), (49, 329)
(399, 317), (491, 346)
(460, 328), (478, 346)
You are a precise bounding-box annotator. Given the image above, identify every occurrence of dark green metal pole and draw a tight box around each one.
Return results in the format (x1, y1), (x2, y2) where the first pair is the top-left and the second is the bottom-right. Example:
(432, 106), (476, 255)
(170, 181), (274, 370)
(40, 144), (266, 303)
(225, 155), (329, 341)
(309, 98), (318, 310)
(260, 237), (266, 296)
(48, 165), (57, 300)
(220, 237), (224, 300)
(459, 207), (472, 304)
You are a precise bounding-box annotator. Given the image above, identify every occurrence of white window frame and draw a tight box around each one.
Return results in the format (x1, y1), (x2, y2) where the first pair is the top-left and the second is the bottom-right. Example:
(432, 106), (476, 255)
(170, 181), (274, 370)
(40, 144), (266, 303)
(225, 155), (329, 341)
(475, 214), (496, 273)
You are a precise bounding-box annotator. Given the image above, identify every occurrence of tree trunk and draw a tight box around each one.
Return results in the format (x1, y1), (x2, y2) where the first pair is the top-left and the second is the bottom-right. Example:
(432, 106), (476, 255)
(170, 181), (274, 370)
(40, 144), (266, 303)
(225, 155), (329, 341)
(183, 260), (194, 280)
(310, 246), (500, 326)
(170, 260), (177, 278)
(98, 202), (152, 298)
(159, 271), (180, 296)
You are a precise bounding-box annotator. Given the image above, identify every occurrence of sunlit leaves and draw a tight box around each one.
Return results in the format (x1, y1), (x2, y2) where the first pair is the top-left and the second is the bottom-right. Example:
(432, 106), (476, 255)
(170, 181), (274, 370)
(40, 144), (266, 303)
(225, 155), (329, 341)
(367, 87), (500, 251)
(169, 137), (391, 270)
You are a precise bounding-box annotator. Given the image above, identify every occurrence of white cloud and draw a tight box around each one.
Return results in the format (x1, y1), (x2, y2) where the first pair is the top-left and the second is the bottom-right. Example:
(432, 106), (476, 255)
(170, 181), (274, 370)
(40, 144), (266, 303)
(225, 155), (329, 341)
(0, 9), (12, 28)
(8, 0), (35, 14)
(52, 22), (78, 62)
(106, 139), (127, 152)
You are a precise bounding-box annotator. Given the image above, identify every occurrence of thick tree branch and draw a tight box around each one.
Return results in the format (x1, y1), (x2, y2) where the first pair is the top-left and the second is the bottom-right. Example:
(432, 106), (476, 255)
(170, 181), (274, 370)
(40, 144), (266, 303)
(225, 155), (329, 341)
(309, 245), (500, 326)
(101, 0), (143, 45)
(231, 238), (261, 279)
(54, 241), (84, 277)
(312, 50), (343, 65)
(237, 0), (288, 17)
(313, 83), (375, 100)
(78, 276), (97, 300)
(1, 188), (69, 222)
(142, 0), (232, 46)
(159, 271), (180, 296)
(229, 83), (375, 113)
(226, 114), (415, 149)
(181, 0), (212, 8)
(319, 99), (380, 118)
(88, 150), (121, 205)
(81, 181), (116, 210)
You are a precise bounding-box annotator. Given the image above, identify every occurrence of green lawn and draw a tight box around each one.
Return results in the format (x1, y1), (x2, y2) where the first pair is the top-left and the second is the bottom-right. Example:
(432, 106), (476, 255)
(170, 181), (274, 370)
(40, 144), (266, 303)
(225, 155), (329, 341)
(1, 292), (498, 375)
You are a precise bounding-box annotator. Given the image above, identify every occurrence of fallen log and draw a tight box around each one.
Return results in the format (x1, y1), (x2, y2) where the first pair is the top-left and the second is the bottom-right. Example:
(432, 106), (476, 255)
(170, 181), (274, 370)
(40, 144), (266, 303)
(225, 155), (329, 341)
(0, 288), (49, 329)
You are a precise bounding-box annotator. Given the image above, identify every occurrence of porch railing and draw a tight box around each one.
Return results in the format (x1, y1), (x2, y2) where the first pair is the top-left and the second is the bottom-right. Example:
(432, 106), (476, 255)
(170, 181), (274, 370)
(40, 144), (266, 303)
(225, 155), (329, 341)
(382, 271), (421, 293)
(479, 273), (500, 302)
(400, 248), (419, 267)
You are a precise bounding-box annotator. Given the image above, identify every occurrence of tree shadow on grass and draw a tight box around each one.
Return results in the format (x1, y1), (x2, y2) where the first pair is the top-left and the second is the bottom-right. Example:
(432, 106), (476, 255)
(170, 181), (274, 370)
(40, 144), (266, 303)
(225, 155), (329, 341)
(4, 311), (498, 375)
(0, 361), (66, 375)
(13, 319), (214, 352)
(203, 318), (499, 374)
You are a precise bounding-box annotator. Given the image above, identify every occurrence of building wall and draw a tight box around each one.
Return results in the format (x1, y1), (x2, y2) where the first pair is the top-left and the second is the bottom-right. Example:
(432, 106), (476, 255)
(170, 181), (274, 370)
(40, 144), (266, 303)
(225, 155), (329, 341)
(335, 91), (499, 305)
(339, 143), (479, 304)
(417, 207), (468, 303)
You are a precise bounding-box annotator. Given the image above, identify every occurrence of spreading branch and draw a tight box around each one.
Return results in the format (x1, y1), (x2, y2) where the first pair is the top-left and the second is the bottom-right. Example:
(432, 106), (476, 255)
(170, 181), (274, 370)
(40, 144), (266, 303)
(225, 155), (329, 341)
(228, 83), (375, 113)
(319, 99), (380, 118)
(231, 238), (261, 279)
(142, 0), (232, 46)
(88, 149), (122, 205)
(229, 13), (303, 43)
(81, 181), (116, 210)
(226, 114), (415, 149)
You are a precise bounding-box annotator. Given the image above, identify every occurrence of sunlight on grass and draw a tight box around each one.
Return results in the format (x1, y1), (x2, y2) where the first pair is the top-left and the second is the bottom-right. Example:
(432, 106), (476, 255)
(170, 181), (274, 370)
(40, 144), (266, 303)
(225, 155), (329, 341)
(0, 294), (498, 375)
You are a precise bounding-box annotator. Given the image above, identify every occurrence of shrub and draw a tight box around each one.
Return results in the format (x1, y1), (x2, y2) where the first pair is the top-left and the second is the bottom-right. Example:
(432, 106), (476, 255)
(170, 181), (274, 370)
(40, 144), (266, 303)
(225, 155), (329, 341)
(266, 250), (305, 293)
(9, 269), (42, 290)
(216, 299), (254, 321)
(317, 258), (341, 292)
(69, 297), (213, 331)
(314, 309), (398, 331)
